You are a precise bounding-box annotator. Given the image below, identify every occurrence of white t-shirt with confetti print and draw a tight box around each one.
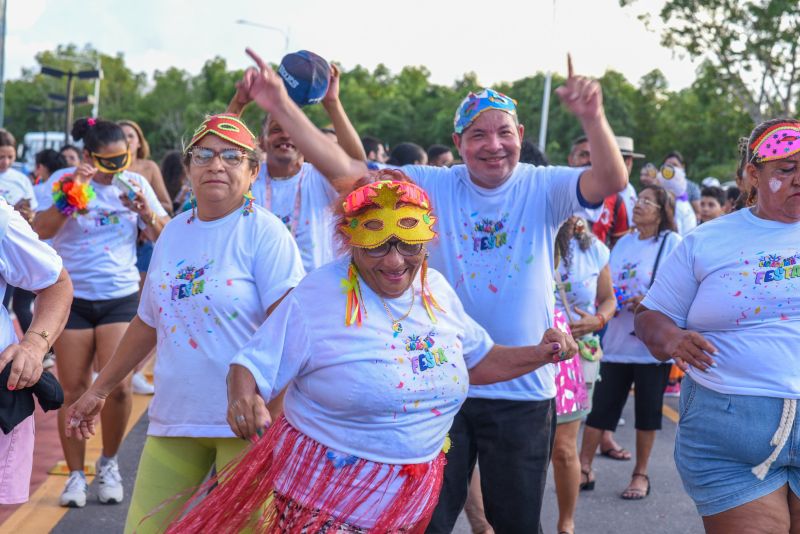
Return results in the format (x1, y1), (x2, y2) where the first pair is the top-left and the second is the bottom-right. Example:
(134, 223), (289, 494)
(642, 208), (800, 398)
(232, 256), (494, 464)
(37, 168), (168, 300)
(138, 205), (306, 437)
(402, 163), (592, 401)
(252, 162), (338, 272)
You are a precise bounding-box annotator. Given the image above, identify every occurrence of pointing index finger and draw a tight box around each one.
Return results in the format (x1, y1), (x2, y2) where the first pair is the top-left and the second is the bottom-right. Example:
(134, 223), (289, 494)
(567, 53), (574, 79)
(245, 47), (267, 71)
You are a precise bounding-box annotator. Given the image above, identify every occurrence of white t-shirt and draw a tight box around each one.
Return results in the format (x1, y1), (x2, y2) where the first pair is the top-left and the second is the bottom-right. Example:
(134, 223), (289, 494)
(555, 238), (610, 318)
(621, 182), (637, 227)
(675, 198), (697, 235)
(38, 168), (168, 300)
(252, 162), (338, 272)
(0, 201), (62, 351)
(603, 230), (682, 364)
(402, 163), (591, 401)
(0, 168), (37, 209)
(138, 205), (306, 437)
(642, 209), (800, 397)
(232, 257), (494, 464)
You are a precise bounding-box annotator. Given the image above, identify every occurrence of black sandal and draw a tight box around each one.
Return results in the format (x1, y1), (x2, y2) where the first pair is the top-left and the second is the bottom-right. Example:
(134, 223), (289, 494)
(579, 467), (595, 491)
(621, 472), (650, 500)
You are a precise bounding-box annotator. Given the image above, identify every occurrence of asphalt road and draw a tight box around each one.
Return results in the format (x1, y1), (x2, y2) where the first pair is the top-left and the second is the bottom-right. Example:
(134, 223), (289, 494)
(53, 397), (702, 534)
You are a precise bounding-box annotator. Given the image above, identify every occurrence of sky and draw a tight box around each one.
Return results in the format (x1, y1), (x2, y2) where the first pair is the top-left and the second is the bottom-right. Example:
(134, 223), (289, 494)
(5, 0), (700, 91)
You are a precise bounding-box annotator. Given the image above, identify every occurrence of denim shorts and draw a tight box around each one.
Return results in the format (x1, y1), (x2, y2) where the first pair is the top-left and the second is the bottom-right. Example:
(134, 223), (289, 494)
(675, 374), (800, 516)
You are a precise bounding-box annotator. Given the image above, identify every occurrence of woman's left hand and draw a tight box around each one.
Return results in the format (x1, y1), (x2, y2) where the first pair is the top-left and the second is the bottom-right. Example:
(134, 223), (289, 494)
(14, 199), (34, 225)
(538, 327), (579, 363)
(569, 306), (602, 338)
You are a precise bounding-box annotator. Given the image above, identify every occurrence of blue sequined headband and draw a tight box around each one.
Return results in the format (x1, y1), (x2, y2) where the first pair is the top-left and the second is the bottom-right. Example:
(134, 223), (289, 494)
(453, 88), (518, 134)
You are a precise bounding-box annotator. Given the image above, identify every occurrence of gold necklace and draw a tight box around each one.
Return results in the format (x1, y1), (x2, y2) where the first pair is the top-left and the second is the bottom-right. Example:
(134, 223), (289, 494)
(379, 286), (415, 336)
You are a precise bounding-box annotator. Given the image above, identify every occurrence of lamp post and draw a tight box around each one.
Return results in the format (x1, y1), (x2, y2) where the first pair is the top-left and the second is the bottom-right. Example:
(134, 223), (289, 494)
(235, 20), (290, 53)
(40, 66), (101, 142)
(0, 0), (7, 128)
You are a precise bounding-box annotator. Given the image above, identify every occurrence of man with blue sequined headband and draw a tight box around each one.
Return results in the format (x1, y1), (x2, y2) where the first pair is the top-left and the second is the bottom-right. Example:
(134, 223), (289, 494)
(398, 58), (628, 534)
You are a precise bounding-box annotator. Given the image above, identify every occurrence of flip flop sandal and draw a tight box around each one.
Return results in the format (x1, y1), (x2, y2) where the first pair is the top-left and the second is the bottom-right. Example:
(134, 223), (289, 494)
(621, 473), (650, 500)
(600, 447), (632, 461)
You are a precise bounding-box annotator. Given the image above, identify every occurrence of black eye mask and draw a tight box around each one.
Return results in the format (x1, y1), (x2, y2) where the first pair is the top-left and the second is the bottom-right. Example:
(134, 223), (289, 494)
(92, 150), (131, 174)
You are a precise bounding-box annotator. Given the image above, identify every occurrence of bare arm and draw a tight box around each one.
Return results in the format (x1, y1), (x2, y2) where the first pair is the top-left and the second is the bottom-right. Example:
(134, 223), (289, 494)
(634, 306), (718, 371)
(142, 160), (174, 215)
(33, 205), (70, 240)
(568, 265), (616, 338)
(555, 56), (627, 205)
(0, 268), (73, 389)
(468, 328), (577, 385)
(242, 49), (367, 193)
(321, 64), (367, 165)
(34, 164), (97, 239)
(65, 316), (157, 439)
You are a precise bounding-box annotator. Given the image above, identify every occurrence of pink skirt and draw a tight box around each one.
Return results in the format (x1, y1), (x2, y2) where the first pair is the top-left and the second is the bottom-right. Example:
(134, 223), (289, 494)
(553, 309), (589, 417)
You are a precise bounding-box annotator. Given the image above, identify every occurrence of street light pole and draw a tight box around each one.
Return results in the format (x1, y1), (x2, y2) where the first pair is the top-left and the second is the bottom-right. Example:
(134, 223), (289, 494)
(0, 0), (7, 128)
(235, 20), (290, 53)
(41, 66), (100, 142)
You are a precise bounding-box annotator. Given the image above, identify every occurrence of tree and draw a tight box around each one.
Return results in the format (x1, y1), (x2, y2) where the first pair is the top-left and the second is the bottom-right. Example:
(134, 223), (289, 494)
(621, 0), (800, 123)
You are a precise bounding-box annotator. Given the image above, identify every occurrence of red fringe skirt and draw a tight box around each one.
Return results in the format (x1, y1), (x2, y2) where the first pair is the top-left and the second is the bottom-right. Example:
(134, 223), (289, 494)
(165, 416), (446, 533)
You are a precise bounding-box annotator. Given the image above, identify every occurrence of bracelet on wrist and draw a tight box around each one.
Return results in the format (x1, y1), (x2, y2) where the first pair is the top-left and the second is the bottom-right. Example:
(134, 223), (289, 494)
(594, 312), (606, 331)
(52, 174), (95, 217)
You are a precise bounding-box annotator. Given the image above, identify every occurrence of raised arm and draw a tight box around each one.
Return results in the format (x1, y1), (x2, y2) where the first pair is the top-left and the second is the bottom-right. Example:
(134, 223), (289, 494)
(242, 48), (367, 193)
(33, 164), (96, 239)
(555, 55), (627, 205)
(321, 64), (367, 163)
(468, 328), (578, 385)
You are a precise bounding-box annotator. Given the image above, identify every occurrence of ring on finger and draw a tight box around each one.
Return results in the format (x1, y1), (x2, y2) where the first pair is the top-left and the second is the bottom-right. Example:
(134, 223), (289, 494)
(235, 414), (246, 423)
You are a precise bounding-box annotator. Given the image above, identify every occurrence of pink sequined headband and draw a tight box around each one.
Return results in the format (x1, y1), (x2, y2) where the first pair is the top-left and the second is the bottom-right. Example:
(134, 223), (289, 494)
(750, 123), (800, 163)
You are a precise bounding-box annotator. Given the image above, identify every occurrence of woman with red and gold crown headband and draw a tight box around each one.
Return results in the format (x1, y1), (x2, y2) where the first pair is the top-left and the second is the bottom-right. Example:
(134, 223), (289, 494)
(163, 169), (578, 533)
(64, 112), (306, 532)
(636, 118), (800, 531)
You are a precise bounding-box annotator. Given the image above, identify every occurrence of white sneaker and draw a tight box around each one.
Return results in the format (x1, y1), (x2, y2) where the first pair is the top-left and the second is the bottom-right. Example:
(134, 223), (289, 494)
(132, 372), (154, 395)
(59, 471), (88, 508)
(95, 457), (124, 504)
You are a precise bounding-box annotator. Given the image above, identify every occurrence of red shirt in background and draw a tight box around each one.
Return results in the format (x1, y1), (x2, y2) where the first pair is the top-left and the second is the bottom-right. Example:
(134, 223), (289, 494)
(590, 194), (629, 246)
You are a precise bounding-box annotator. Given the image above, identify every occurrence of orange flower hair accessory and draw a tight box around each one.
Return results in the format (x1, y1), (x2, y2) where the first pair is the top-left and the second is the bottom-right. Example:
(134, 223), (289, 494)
(339, 180), (437, 249)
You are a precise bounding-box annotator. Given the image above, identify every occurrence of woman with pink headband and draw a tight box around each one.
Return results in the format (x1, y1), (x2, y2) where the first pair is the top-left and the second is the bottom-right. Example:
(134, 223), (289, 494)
(636, 118), (800, 532)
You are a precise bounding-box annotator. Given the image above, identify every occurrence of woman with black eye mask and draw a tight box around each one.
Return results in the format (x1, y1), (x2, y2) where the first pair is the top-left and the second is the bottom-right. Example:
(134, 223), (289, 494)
(32, 117), (170, 509)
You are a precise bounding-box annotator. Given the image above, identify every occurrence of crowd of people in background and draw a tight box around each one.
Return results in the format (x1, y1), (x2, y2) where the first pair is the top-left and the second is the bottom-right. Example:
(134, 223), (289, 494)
(0, 46), (797, 534)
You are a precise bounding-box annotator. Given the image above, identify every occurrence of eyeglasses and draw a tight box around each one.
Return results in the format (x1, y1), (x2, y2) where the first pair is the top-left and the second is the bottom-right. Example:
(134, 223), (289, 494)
(188, 147), (252, 167)
(635, 198), (661, 209)
(363, 239), (424, 258)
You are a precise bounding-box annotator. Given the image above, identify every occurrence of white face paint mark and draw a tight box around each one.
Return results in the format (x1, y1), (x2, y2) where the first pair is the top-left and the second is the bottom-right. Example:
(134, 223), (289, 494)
(769, 177), (782, 193)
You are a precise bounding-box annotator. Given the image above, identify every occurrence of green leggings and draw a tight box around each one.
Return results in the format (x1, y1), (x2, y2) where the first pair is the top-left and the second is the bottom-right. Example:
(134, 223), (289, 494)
(124, 435), (247, 534)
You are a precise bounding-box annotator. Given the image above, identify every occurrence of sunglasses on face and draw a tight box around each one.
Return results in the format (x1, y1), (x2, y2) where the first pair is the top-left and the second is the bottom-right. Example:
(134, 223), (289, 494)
(92, 149), (131, 174)
(363, 239), (424, 258)
(188, 147), (251, 167)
